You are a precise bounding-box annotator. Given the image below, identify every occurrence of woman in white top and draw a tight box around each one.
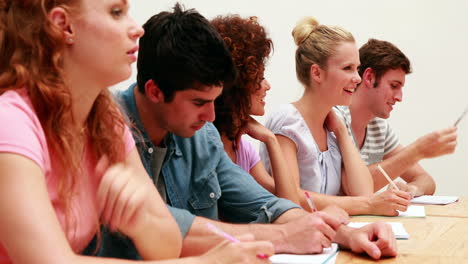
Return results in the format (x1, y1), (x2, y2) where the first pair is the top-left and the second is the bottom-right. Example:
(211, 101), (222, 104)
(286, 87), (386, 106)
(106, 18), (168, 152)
(261, 17), (411, 216)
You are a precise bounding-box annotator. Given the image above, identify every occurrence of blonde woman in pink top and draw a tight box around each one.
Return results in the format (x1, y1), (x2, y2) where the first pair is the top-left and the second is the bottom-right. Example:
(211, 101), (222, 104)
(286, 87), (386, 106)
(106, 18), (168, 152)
(0, 1), (273, 264)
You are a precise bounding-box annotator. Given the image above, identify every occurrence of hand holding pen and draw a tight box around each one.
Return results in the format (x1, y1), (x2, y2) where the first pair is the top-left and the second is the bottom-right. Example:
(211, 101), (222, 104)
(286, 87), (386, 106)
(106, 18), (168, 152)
(205, 223), (273, 261)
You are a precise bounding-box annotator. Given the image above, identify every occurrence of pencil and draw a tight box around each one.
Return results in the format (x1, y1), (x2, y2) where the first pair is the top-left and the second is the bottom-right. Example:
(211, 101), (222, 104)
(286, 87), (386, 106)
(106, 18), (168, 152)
(377, 164), (400, 191)
(205, 223), (268, 259)
(454, 105), (468, 126)
(304, 191), (317, 212)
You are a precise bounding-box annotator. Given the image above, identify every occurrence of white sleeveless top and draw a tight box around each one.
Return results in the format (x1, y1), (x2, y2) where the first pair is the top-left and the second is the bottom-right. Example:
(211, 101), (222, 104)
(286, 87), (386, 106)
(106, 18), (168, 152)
(260, 104), (342, 195)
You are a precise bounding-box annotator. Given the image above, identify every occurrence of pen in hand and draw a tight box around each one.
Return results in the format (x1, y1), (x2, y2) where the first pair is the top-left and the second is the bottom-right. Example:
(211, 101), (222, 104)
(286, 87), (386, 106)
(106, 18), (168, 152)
(377, 164), (400, 191)
(304, 191), (317, 212)
(205, 223), (269, 259)
(454, 105), (468, 126)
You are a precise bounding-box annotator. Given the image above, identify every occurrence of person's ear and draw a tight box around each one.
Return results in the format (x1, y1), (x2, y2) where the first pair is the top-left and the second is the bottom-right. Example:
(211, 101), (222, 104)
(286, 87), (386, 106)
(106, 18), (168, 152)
(145, 80), (165, 103)
(362, 68), (375, 88)
(48, 7), (74, 44)
(310, 64), (323, 84)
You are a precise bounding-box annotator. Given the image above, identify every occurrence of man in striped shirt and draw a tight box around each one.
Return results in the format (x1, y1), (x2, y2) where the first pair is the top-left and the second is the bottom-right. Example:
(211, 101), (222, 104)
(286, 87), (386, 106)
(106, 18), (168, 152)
(334, 39), (457, 197)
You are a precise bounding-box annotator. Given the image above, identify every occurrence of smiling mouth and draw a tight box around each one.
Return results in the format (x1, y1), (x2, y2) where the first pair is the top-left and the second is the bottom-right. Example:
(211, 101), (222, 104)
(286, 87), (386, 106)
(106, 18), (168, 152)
(344, 87), (355, 94)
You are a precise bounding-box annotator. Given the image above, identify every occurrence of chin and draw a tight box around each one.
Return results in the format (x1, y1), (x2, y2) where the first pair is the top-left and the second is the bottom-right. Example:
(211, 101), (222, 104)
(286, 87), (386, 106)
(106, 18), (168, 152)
(378, 112), (391, 119)
(174, 129), (196, 138)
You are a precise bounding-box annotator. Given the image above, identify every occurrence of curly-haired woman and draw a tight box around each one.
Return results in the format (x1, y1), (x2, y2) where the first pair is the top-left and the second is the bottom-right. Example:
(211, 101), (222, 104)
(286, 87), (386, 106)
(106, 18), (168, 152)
(211, 15), (300, 205)
(0, 1), (272, 263)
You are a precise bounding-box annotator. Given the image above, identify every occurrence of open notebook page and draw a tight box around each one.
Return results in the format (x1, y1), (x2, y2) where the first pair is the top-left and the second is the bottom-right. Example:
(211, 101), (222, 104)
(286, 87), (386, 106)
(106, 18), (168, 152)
(270, 243), (338, 264)
(348, 222), (409, 239)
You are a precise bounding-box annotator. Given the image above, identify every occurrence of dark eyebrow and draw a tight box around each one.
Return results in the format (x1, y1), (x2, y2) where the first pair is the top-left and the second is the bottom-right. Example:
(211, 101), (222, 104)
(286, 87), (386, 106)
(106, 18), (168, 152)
(391, 80), (403, 85)
(192, 98), (213, 104)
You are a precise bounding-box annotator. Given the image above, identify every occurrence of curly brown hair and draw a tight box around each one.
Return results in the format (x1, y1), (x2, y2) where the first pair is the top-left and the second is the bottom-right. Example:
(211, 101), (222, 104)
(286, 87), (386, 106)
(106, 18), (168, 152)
(0, 0), (126, 250)
(211, 15), (272, 141)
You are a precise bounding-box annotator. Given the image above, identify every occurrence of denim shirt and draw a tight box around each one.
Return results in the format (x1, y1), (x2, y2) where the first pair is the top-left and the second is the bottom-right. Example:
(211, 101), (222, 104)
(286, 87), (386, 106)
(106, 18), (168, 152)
(118, 84), (300, 235)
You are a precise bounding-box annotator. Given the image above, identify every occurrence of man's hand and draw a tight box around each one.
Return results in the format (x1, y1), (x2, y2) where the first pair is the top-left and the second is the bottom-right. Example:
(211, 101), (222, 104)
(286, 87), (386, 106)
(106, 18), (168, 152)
(276, 211), (344, 254)
(340, 221), (397, 259)
(199, 234), (275, 264)
(321, 205), (350, 225)
(413, 126), (457, 159)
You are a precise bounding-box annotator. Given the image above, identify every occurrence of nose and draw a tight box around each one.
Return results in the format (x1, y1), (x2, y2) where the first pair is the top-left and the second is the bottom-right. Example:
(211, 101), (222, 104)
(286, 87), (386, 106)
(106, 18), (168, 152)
(394, 89), (403, 102)
(129, 18), (144, 40)
(352, 71), (362, 84)
(200, 103), (216, 122)
(262, 79), (271, 91)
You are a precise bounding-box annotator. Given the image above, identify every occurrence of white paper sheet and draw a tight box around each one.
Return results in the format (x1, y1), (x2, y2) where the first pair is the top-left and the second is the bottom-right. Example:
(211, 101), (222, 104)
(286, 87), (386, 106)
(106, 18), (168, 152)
(348, 222), (409, 239)
(270, 243), (338, 264)
(411, 195), (459, 205)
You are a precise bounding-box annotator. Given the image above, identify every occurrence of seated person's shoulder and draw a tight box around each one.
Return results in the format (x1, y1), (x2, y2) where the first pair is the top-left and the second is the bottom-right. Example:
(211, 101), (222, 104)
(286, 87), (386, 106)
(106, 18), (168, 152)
(0, 89), (38, 122)
(266, 104), (305, 133)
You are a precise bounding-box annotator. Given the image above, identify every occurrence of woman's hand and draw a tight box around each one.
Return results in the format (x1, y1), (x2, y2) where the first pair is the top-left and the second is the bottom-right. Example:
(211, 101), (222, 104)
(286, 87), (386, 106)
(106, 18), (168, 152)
(96, 156), (157, 239)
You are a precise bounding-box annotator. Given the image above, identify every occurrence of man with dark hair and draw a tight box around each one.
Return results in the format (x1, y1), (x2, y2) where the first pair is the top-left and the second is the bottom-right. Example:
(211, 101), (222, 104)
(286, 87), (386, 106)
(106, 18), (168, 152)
(102, 5), (398, 260)
(335, 38), (457, 197)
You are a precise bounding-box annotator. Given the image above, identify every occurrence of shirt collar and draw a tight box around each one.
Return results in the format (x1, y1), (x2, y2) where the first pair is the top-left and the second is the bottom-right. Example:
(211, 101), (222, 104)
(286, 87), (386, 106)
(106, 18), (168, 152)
(118, 83), (181, 156)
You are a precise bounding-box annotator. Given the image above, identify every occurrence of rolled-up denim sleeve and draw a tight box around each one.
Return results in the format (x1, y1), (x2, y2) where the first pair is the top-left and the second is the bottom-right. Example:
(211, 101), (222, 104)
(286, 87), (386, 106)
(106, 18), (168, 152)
(216, 150), (300, 223)
(167, 205), (196, 237)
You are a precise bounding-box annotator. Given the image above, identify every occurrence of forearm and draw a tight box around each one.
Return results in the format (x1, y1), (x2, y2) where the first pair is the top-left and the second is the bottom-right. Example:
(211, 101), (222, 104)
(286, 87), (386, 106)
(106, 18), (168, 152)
(400, 165), (436, 196)
(182, 209), (308, 256)
(333, 224), (353, 248)
(334, 129), (373, 195)
(132, 215), (182, 260)
(407, 174), (435, 195)
(74, 255), (201, 264)
(307, 192), (372, 215)
(181, 217), (266, 256)
(264, 135), (301, 204)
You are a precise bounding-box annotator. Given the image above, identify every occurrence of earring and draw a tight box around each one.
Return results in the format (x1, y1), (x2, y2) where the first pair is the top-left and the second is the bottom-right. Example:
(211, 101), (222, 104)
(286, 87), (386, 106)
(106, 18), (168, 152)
(67, 38), (74, 44)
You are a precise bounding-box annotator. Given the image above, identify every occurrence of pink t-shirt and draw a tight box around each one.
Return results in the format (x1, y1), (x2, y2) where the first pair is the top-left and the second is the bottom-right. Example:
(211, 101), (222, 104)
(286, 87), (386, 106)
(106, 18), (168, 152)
(235, 136), (261, 173)
(0, 89), (135, 262)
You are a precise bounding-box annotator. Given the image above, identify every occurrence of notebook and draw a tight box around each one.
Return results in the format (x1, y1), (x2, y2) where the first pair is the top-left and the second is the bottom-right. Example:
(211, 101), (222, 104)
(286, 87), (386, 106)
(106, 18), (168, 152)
(348, 222), (409, 239)
(270, 243), (338, 264)
(411, 195), (459, 205)
(397, 205), (425, 217)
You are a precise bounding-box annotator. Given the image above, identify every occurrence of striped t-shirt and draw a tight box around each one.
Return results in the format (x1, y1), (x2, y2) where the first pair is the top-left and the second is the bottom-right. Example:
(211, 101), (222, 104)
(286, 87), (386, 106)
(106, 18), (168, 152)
(333, 106), (399, 165)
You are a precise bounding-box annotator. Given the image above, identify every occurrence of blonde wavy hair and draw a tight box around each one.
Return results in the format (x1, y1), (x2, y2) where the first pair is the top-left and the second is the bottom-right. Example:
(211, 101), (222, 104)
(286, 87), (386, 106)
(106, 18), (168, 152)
(0, 0), (127, 250)
(292, 17), (355, 87)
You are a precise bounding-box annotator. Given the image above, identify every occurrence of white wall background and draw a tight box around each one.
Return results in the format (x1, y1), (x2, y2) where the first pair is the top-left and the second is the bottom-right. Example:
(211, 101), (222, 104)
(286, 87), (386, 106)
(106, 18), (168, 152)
(117, 0), (468, 196)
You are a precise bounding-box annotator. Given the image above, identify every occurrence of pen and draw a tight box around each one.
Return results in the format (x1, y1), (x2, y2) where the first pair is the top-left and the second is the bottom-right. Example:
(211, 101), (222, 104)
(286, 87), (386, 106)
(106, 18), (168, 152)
(454, 105), (468, 126)
(304, 191), (317, 212)
(377, 164), (400, 191)
(205, 223), (269, 259)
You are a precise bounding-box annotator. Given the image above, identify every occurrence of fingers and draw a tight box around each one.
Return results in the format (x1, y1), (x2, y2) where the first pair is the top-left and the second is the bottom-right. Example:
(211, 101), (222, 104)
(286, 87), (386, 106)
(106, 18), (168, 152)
(95, 155), (109, 180)
(361, 239), (382, 260)
(97, 162), (143, 232)
(321, 207), (349, 225)
(353, 224), (382, 259)
(316, 211), (342, 231)
(98, 164), (129, 229)
(246, 241), (275, 261)
(97, 163), (125, 216)
(371, 190), (410, 216)
(373, 222), (397, 257)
